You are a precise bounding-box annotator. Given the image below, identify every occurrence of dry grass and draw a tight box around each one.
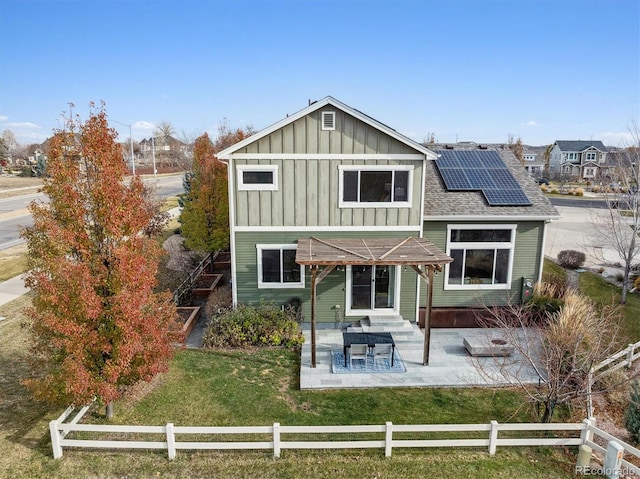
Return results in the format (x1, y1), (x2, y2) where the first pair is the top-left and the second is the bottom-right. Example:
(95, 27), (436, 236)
(0, 244), (29, 282)
(0, 176), (42, 199)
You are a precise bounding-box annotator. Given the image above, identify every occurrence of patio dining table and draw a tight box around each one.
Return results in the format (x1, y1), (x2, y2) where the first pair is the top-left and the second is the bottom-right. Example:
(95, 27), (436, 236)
(343, 332), (395, 367)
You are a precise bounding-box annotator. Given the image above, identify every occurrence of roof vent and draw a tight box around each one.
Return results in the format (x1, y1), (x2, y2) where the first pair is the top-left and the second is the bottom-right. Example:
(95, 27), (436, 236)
(445, 144), (454, 149)
(478, 144), (488, 149)
(322, 111), (336, 131)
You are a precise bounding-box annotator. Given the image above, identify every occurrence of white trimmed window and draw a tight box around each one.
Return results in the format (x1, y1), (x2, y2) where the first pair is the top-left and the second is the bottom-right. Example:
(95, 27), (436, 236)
(237, 165), (278, 191)
(585, 152), (596, 161)
(338, 165), (412, 207)
(583, 167), (596, 178)
(444, 225), (516, 290)
(321, 111), (336, 131)
(256, 244), (304, 289)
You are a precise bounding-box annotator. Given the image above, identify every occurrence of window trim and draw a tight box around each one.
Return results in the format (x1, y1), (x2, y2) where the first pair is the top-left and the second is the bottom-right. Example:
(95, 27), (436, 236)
(338, 165), (413, 208)
(444, 224), (517, 291)
(256, 244), (304, 289)
(321, 111), (336, 131)
(237, 164), (278, 191)
(345, 265), (401, 316)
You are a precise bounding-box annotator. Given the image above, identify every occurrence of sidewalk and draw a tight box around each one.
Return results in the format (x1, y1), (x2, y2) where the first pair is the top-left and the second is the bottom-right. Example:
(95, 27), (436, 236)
(0, 274), (28, 307)
(0, 207), (183, 308)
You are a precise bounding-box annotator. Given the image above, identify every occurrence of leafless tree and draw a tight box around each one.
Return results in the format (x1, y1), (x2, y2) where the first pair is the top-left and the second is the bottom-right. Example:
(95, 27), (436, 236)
(507, 133), (524, 166)
(589, 123), (640, 303)
(473, 284), (625, 422)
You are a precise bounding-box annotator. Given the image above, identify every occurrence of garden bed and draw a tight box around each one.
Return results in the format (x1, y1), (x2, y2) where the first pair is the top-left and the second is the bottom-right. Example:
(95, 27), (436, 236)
(175, 306), (201, 340)
(191, 273), (222, 300)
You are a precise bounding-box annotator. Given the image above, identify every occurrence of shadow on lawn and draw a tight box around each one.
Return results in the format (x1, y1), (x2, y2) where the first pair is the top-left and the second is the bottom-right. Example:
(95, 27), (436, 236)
(0, 319), (56, 455)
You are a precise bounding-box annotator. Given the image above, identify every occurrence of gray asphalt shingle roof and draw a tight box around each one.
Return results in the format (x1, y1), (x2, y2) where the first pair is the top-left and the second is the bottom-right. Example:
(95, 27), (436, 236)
(554, 140), (607, 152)
(423, 144), (559, 219)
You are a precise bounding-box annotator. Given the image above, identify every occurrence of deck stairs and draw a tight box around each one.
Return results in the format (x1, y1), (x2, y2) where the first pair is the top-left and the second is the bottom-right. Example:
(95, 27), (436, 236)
(346, 315), (417, 336)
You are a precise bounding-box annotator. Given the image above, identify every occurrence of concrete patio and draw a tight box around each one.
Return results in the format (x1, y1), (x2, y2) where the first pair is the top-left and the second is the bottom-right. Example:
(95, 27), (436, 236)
(299, 325), (542, 390)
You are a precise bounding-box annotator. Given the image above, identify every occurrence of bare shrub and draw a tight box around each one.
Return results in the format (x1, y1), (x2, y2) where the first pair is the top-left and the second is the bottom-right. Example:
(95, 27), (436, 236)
(557, 249), (586, 269)
(205, 285), (232, 317)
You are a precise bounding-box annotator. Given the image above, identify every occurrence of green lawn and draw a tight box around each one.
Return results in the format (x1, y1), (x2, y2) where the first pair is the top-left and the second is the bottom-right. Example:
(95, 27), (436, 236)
(0, 308), (578, 478)
(579, 270), (640, 344)
(2, 259), (619, 478)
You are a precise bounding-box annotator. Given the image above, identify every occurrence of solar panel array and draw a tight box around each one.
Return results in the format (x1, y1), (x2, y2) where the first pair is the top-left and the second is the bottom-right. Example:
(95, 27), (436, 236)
(435, 150), (532, 206)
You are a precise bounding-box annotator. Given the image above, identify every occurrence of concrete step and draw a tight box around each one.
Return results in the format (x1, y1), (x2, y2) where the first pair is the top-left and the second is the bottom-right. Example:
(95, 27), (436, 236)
(360, 319), (417, 336)
(367, 314), (405, 327)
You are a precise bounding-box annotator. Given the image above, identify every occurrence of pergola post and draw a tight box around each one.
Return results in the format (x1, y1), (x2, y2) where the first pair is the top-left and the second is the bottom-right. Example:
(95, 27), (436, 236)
(310, 265), (318, 368)
(423, 266), (435, 366)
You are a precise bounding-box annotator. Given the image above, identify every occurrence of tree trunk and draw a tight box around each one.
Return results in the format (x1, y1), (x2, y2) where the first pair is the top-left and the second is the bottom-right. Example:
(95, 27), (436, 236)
(106, 401), (114, 420)
(541, 400), (555, 423)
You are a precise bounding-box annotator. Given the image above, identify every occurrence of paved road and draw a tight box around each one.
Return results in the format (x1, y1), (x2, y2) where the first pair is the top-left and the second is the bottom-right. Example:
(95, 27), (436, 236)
(0, 174), (184, 251)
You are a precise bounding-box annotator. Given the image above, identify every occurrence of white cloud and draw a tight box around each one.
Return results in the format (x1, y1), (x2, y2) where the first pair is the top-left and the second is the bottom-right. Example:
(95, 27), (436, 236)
(130, 120), (156, 140)
(601, 131), (634, 147)
(524, 120), (538, 127)
(0, 115), (8, 122)
(8, 121), (40, 129)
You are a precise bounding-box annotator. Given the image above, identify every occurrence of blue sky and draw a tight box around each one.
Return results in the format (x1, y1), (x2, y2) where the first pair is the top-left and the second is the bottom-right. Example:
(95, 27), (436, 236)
(1, 0), (638, 147)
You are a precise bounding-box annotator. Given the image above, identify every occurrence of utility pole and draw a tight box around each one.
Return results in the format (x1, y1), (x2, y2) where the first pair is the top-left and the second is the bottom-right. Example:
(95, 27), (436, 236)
(112, 119), (136, 175)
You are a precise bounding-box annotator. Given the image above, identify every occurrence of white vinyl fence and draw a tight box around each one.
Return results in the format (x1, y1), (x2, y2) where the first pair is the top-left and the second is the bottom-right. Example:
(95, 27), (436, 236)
(49, 407), (638, 470)
(587, 340), (640, 417)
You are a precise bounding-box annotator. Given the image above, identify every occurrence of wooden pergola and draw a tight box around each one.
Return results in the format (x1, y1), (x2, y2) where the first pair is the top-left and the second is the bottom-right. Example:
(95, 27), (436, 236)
(295, 237), (453, 368)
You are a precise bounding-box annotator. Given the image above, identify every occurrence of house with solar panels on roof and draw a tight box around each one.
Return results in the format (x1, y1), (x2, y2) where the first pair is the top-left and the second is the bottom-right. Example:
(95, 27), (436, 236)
(548, 140), (609, 181)
(216, 97), (559, 351)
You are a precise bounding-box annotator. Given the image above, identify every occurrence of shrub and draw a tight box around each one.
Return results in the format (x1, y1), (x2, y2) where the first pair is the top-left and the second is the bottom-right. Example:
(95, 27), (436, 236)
(634, 276), (640, 291)
(626, 381), (640, 444)
(557, 250), (586, 269)
(573, 187), (584, 197)
(527, 281), (566, 323)
(205, 285), (233, 317)
(202, 302), (304, 349)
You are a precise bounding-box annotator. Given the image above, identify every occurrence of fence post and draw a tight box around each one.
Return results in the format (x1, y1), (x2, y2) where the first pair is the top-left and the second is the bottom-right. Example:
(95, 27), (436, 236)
(488, 420), (499, 456)
(166, 423), (176, 460)
(49, 419), (63, 459)
(586, 371), (594, 419)
(273, 422), (281, 458)
(385, 422), (393, 458)
(627, 343), (635, 368)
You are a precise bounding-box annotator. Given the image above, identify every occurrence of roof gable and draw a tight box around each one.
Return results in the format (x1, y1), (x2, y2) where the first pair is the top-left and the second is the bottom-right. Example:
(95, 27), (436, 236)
(216, 97), (437, 159)
(554, 140), (607, 152)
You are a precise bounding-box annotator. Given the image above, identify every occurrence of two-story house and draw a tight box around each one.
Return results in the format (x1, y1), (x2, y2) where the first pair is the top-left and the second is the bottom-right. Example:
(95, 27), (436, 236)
(216, 97), (558, 362)
(549, 140), (608, 181)
(521, 145), (547, 178)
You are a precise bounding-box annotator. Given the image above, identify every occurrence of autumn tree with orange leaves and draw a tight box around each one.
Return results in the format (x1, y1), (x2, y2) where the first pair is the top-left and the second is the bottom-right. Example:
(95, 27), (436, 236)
(21, 104), (179, 418)
(180, 123), (253, 252)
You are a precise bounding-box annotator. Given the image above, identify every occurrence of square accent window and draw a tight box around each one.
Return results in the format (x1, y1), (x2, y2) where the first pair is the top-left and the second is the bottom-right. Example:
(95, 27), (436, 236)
(237, 165), (278, 191)
(444, 225), (516, 290)
(321, 111), (336, 131)
(338, 166), (412, 207)
(256, 244), (304, 289)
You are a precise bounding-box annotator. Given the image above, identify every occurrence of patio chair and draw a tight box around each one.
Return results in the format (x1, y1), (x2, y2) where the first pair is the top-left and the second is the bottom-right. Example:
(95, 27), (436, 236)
(349, 344), (368, 369)
(372, 343), (393, 367)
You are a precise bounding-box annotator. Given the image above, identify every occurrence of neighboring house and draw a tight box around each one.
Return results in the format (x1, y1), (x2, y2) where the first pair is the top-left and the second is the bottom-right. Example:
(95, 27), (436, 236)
(216, 97), (559, 335)
(548, 140), (608, 181)
(139, 136), (187, 154)
(521, 145), (547, 178)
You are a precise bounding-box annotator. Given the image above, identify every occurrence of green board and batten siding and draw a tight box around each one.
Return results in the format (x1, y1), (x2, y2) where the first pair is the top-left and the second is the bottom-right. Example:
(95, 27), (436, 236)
(235, 109), (417, 156)
(234, 158), (423, 228)
(234, 231), (420, 323)
(421, 221), (546, 308)
(230, 104), (428, 322)
(232, 108), (425, 228)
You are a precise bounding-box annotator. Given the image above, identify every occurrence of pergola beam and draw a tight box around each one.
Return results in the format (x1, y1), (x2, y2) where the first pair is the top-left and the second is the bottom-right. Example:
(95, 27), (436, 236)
(297, 237), (452, 369)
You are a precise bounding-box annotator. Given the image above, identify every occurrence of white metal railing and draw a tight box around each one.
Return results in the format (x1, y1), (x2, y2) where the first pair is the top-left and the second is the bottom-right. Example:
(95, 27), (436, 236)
(51, 405), (597, 460)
